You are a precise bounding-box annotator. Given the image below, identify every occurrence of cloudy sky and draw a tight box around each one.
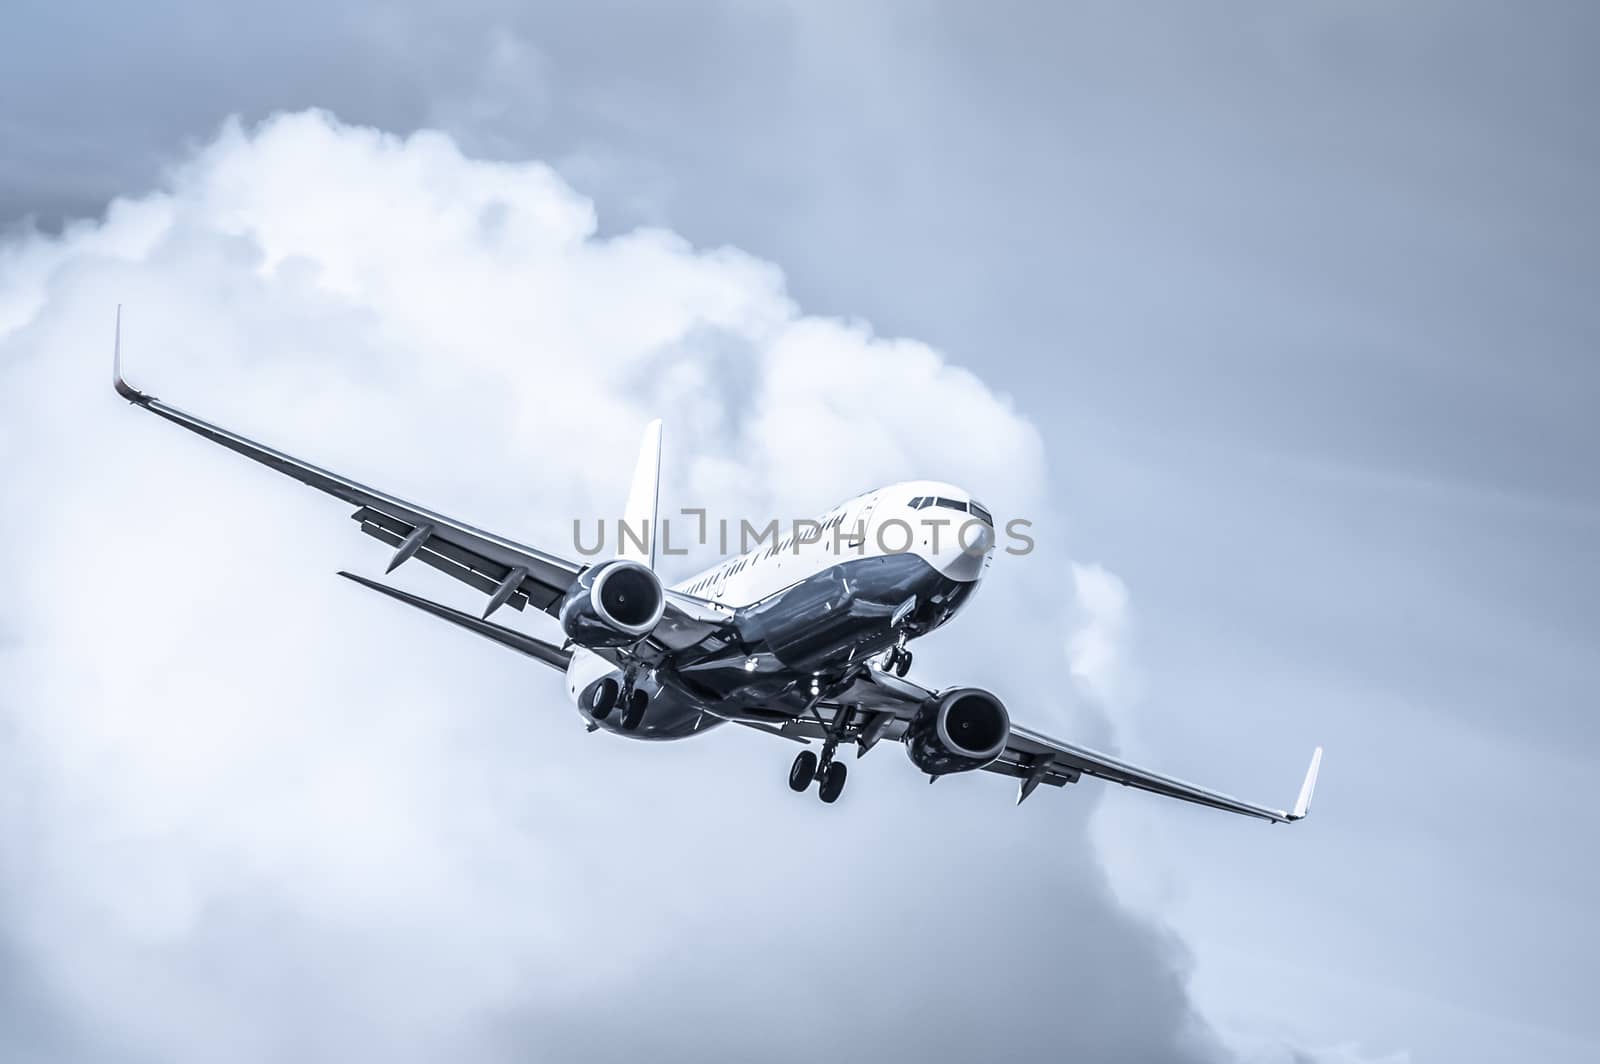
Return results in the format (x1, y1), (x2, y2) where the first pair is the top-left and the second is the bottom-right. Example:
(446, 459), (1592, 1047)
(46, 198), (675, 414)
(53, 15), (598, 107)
(2, 3), (1595, 1062)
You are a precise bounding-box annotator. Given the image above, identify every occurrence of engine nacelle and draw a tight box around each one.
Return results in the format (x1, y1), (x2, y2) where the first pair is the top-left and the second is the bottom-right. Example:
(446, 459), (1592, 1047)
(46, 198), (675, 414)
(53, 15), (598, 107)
(904, 687), (1010, 776)
(559, 559), (666, 648)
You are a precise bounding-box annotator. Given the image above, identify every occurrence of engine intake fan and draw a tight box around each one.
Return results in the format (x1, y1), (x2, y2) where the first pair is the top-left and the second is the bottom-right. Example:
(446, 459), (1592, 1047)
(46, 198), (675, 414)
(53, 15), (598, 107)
(904, 687), (1010, 776)
(559, 559), (665, 648)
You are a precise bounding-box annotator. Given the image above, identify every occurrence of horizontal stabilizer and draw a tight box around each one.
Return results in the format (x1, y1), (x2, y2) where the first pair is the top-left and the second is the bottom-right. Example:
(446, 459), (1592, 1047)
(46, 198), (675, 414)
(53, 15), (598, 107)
(338, 571), (571, 670)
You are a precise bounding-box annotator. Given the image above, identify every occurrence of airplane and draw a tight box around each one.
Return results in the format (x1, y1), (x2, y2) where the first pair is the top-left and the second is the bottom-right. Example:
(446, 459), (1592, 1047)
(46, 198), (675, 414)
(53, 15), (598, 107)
(110, 309), (1321, 820)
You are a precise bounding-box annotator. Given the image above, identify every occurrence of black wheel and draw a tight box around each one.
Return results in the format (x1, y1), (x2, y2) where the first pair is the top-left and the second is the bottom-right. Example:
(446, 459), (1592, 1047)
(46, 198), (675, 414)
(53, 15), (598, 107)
(789, 750), (818, 791)
(621, 688), (649, 731)
(894, 650), (912, 677)
(818, 760), (848, 804)
(589, 678), (619, 720)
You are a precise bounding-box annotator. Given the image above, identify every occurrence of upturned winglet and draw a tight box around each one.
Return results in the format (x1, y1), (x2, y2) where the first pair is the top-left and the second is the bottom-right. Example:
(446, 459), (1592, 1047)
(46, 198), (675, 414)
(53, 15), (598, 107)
(112, 305), (155, 405)
(1288, 746), (1323, 821)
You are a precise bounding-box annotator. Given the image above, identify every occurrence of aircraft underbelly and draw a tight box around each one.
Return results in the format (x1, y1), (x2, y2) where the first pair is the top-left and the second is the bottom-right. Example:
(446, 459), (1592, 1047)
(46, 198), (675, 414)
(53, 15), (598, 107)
(570, 553), (975, 738)
(740, 553), (970, 670)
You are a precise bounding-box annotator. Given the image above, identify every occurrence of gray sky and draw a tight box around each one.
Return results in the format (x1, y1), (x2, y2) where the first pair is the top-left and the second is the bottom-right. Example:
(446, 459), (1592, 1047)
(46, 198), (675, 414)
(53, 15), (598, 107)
(2, 2), (1596, 1061)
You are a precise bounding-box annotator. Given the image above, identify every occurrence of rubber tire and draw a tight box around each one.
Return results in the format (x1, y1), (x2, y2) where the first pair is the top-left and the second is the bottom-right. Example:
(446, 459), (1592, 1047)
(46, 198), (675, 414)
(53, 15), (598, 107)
(590, 678), (620, 720)
(789, 750), (819, 791)
(621, 688), (649, 731)
(894, 651), (912, 677)
(818, 760), (848, 804)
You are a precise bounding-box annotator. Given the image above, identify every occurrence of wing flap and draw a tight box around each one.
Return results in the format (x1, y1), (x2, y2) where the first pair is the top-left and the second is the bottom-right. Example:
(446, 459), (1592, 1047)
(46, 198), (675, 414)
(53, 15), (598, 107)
(355, 516), (527, 610)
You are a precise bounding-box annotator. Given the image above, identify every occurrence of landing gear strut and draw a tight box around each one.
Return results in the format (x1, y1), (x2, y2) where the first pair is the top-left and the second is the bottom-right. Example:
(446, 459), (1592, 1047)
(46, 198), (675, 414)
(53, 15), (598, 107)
(787, 694), (861, 803)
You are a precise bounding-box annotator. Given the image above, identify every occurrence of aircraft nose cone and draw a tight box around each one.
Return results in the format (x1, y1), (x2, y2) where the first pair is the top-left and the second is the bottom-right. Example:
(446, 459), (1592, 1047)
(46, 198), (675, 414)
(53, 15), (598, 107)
(964, 521), (994, 553)
(932, 517), (992, 582)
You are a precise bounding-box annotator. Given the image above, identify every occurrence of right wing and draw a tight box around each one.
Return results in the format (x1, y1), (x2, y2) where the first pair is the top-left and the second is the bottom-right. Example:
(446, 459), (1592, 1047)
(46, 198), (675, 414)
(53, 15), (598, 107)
(998, 723), (1322, 823)
(769, 668), (1321, 824)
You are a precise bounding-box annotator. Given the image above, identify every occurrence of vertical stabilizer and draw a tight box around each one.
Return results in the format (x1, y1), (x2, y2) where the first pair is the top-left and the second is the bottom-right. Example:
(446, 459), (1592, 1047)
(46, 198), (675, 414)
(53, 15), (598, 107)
(619, 419), (663, 569)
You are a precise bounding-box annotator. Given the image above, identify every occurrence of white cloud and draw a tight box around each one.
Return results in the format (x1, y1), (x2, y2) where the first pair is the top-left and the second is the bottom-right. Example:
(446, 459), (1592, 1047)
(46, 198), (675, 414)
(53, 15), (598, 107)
(1066, 560), (1134, 708)
(0, 110), (1221, 1062)
(1226, 1032), (1412, 1064)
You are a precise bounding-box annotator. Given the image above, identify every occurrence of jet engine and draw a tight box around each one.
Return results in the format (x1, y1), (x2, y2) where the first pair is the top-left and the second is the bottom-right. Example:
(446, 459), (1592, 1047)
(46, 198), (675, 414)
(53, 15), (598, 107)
(904, 687), (1010, 775)
(559, 559), (666, 648)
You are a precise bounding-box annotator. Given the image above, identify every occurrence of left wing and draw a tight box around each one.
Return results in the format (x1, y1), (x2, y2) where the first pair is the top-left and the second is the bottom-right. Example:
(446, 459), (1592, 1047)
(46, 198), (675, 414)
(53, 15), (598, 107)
(110, 309), (730, 652)
(778, 669), (1321, 824)
(114, 311), (578, 615)
(336, 571), (573, 669)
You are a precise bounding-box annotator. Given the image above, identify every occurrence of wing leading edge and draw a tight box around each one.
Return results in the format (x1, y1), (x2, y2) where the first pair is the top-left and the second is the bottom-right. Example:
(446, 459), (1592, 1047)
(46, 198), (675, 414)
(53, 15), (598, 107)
(112, 309), (735, 660)
(112, 307), (581, 614)
(1005, 725), (1322, 823)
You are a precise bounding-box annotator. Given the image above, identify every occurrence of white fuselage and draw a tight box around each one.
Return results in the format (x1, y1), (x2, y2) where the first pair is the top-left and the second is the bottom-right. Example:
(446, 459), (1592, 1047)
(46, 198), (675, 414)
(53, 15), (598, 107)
(564, 480), (995, 712)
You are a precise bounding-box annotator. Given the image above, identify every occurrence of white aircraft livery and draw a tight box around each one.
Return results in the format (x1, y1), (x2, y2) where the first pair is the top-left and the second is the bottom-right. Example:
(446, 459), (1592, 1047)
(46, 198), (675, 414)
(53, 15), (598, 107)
(111, 310), (1321, 818)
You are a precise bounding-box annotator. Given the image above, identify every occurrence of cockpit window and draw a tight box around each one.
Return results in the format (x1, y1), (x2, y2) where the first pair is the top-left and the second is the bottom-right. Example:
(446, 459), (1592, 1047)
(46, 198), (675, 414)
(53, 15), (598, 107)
(969, 501), (993, 524)
(934, 497), (967, 512)
(908, 496), (924, 508)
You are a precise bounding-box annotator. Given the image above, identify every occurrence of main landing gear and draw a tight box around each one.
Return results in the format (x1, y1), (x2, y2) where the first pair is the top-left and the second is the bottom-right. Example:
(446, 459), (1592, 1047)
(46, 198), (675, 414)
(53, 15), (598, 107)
(818, 758), (848, 803)
(588, 676), (650, 732)
(589, 678), (619, 720)
(789, 741), (848, 803)
(788, 750), (817, 790)
(620, 688), (649, 731)
(883, 643), (913, 677)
